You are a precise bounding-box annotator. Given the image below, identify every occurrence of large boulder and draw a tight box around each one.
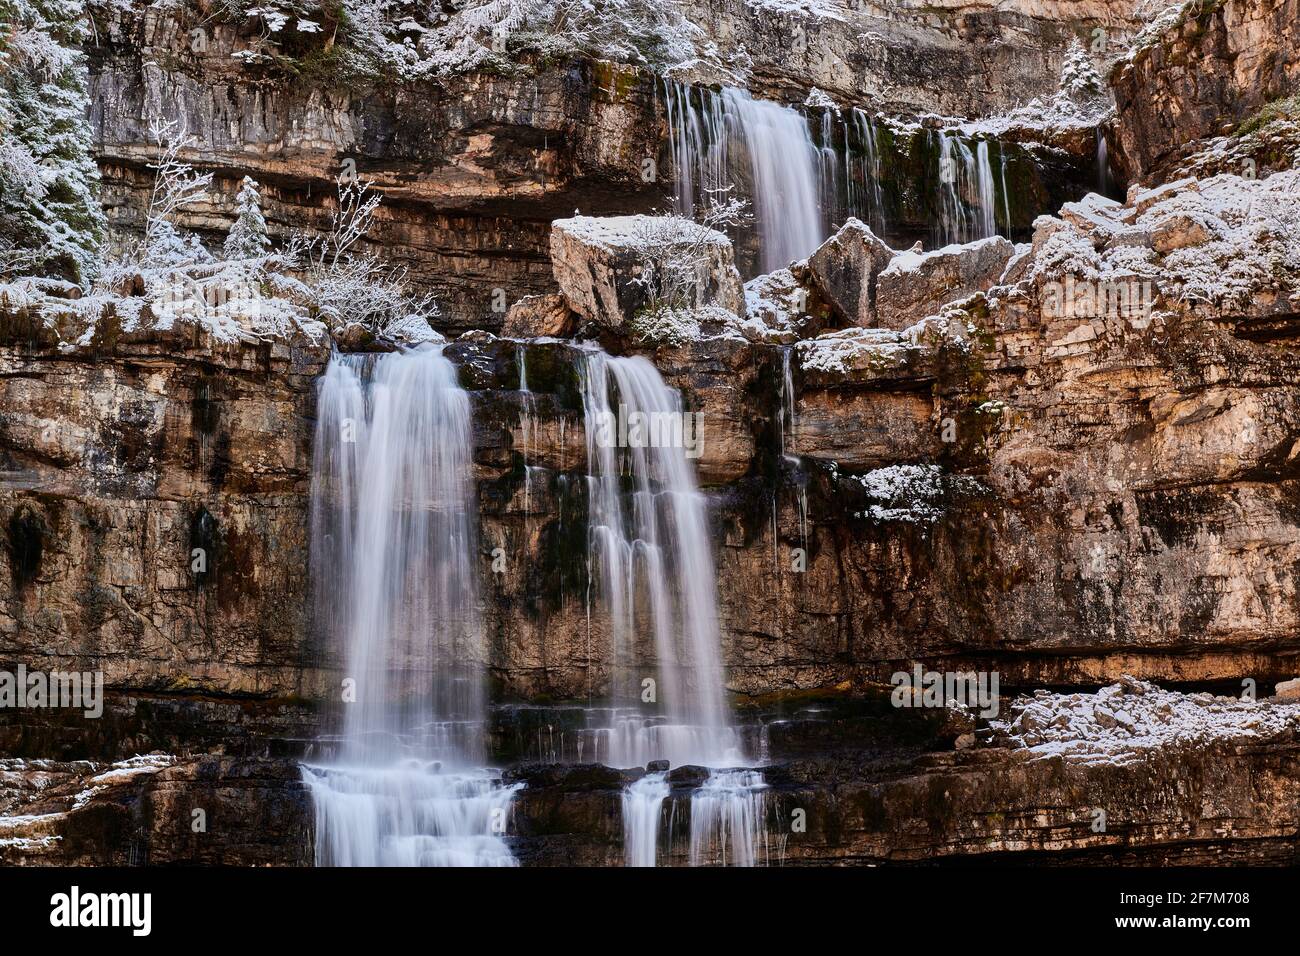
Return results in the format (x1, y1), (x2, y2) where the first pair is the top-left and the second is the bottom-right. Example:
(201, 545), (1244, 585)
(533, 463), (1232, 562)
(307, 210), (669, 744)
(549, 215), (744, 332)
(501, 293), (578, 339)
(802, 217), (897, 327)
(875, 235), (1015, 329)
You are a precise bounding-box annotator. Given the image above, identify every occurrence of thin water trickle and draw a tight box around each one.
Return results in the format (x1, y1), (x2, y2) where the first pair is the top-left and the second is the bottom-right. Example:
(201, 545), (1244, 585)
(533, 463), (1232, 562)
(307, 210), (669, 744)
(934, 129), (1001, 246)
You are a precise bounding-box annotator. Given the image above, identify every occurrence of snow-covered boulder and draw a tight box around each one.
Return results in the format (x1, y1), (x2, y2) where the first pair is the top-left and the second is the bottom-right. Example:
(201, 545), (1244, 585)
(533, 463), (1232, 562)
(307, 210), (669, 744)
(875, 236), (1015, 330)
(741, 268), (825, 343)
(793, 315), (967, 387)
(803, 217), (896, 327)
(549, 215), (744, 332)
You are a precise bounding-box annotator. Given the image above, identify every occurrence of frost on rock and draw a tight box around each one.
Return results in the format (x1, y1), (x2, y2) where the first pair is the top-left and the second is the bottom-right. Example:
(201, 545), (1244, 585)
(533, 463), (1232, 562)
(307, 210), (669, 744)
(794, 317), (967, 383)
(849, 464), (982, 524)
(0, 753), (175, 857)
(1125, 0), (1209, 61)
(218, 0), (715, 80)
(876, 235), (1014, 330)
(1171, 97), (1300, 182)
(742, 268), (808, 343)
(1023, 170), (1300, 315)
(550, 214), (745, 331)
(994, 677), (1300, 766)
(744, 0), (846, 20)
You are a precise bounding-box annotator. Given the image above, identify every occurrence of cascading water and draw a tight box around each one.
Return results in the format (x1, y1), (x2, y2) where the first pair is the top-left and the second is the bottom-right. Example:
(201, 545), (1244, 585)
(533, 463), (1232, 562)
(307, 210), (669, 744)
(302, 346), (521, 867)
(688, 770), (770, 867)
(622, 773), (670, 868)
(666, 82), (825, 273)
(579, 349), (768, 866)
(933, 129), (1002, 246)
(665, 80), (1018, 270)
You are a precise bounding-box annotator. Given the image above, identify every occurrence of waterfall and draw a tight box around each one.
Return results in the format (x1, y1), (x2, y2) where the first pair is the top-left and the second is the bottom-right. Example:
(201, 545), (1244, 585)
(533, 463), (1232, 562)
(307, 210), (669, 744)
(665, 82), (825, 272)
(1096, 129), (1114, 196)
(688, 770), (771, 867)
(581, 350), (737, 767)
(622, 773), (670, 867)
(664, 81), (1029, 267)
(579, 348), (768, 866)
(934, 129), (1001, 246)
(850, 108), (888, 238)
(303, 346), (520, 867)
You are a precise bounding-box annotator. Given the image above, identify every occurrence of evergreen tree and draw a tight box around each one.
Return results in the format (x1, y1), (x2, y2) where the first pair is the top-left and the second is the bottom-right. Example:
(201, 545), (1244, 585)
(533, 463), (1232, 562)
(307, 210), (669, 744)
(223, 175), (271, 259)
(1059, 37), (1104, 101)
(0, 0), (106, 283)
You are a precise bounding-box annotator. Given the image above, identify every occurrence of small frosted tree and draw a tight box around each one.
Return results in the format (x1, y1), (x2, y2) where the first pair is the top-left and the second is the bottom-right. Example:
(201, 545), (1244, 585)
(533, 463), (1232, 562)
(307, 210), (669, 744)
(224, 176), (271, 259)
(1059, 37), (1104, 101)
(0, 0), (106, 283)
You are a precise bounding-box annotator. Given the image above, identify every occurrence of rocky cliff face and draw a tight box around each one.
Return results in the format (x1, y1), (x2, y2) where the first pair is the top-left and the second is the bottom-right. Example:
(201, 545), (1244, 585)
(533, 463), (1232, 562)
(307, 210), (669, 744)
(88, 6), (666, 335)
(85, 2), (1122, 333)
(3, 0), (1299, 868)
(1111, 0), (1300, 182)
(685, 0), (1140, 115)
(0, 315), (330, 701)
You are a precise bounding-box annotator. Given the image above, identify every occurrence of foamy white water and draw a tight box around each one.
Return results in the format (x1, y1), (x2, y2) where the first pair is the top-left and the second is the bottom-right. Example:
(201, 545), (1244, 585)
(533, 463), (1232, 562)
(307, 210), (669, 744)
(302, 762), (521, 867)
(581, 351), (738, 768)
(622, 772), (670, 867)
(934, 129), (1001, 245)
(306, 346), (519, 867)
(688, 770), (770, 867)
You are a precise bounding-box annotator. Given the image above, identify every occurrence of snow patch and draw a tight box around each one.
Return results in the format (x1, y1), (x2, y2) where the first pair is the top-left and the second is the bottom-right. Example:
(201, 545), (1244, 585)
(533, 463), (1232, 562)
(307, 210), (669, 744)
(994, 676), (1300, 766)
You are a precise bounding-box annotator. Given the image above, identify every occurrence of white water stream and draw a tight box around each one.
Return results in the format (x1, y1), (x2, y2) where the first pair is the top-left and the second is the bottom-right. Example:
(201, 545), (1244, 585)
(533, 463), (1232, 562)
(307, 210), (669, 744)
(580, 349), (769, 866)
(303, 347), (520, 867)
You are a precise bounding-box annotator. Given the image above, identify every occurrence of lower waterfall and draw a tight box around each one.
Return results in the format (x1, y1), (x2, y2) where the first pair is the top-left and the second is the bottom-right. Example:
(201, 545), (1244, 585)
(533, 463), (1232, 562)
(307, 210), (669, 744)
(302, 346), (520, 867)
(580, 349), (769, 866)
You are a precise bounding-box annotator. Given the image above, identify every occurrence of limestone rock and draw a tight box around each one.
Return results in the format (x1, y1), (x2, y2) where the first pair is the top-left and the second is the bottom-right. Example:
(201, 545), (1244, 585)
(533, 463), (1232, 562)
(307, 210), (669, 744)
(549, 215), (744, 333)
(876, 236), (1015, 330)
(501, 294), (578, 339)
(804, 217), (896, 327)
(1113, 0), (1300, 181)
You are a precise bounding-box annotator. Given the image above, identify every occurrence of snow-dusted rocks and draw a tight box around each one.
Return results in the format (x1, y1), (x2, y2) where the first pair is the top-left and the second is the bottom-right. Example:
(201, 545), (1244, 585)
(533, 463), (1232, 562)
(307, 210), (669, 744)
(875, 236), (1015, 330)
(996, 677), (1300, 766)
(1020, 170), (1300, 320)
(795, 323), (932, 385)
(802, 217), (895, 327)
(741, 268), (821, 343)
(549, 215), (744, 334)
(850, 464), (983, 524)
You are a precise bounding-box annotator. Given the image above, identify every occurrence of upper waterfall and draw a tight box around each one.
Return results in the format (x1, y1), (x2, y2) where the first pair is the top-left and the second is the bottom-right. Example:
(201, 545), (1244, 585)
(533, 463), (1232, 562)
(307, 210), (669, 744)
(666, 82), (825, 273)
(664, 81), (1015, 269)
